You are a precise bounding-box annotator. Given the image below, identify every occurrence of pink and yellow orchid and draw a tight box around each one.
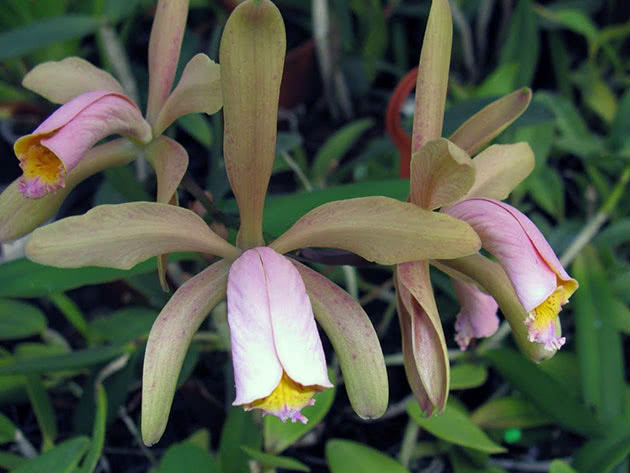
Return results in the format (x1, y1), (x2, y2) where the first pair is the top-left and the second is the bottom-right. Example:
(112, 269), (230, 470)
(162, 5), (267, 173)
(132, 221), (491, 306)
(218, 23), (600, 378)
(387, 0), (577, 413)
(22, 0), (482, 444)
(0, 0), (221, 245)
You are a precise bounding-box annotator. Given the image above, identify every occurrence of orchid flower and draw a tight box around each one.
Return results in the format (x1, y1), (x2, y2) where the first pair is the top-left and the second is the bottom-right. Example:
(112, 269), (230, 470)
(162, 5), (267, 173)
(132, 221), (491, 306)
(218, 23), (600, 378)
(387, 0), (576, 413)
(0, 0), (222, 249)
(23, 0), (481, 444)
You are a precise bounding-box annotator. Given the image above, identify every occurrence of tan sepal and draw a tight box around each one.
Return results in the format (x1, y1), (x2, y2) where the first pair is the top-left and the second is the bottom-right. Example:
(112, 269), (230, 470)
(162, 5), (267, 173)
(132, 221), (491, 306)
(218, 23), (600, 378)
(269, 197), (481, 264)
(412, 0), (452, 152)
(142, 259), (229, 445)
(396, 261), (449, 414)
(461, 142), (535, 202)
(25, 203), (241, 269)
(153, 54), (222, 136)
(449, 88), (532, 156)
(410, 138), (475, 210)
(22, 57), (124, 104)
(295, 261), (388, 419)
(220, 0), (286, 248)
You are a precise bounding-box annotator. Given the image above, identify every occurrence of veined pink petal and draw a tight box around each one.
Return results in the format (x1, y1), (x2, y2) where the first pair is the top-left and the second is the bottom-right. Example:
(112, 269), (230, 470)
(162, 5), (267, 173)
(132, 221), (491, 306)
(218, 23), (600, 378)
(445, 198), (578, 351)
(451, 279), (499, 350)
(14, 91), (151, 199)
(227, 247), (331, 423)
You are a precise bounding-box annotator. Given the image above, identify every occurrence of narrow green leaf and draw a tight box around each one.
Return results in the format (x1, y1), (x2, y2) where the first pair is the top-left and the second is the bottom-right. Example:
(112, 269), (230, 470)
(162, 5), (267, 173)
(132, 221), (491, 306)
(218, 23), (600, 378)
(47, 293), (89, 339)
(326, 439), (411, 473)
(0, 15), (103, 61)
(311, 118), (374, 186)
(471, 397), (553, 429)
(498, 0), (539, 88)
(0, 253), (198, 299)
(159, 442), (221, 473)
(89, 307), (158, 344)
(0, 299), (46, 340)
(76, 384), (107, 473)
(11, 436), (89, 473)
(264, 379), (336, 454)
(0, 411), (17, 444)
(25, 375), (57, 449)
(549, 459), (578, 473)
(484, 348), (603, 437)
(0, 344), (132, 375)
(0, 451), (25, 470)
(408, 402), (506, 453)
(241, 446), (310, 472)
(177, 114), (212, 148)
(450, 363), (488, 390)
(573, 420), (630, 473)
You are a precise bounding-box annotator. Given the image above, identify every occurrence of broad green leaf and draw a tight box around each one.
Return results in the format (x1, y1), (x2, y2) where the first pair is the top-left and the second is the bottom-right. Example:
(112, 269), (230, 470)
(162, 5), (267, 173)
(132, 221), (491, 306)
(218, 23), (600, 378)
(484, 348), (603, 436)
(594, 218), (630, 248)
(76, 384), (107, 473)
(89, 307), (158, 344)
(0, 299), (46, 340)
(241, 446), (310, 472)
(159, 442), (221, 473)
(0, 451), (25, 470)
(25, 375), (57, 449)
(535, 7), (599, 44)
(0, 15), (103, 61)
(408, 402), (506, 454)
(311, 118), (373, 186)
(0, 253), (198, 299)
(471, 397), (553, 429)
(549, 460), (578, 473)
(526, 168), (565, 220)
(450, 363), (487, 390)
(0, 411), (17, 444)
(259, 179), (409, 237)
(573, 420), (630, 473)
(0, 344), (132, 376)
(11, 436), (89, 473)
(326, 439), (411, 473)
(218, 407), (262, 473)
(264, 378), (336, 454)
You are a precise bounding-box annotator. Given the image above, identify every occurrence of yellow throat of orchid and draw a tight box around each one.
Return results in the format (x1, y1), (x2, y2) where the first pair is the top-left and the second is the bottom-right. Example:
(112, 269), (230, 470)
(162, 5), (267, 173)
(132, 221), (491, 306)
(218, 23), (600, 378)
(526, 281), (575, 350)
(246, 372), (318, 423)
(20, 144), (63, 185)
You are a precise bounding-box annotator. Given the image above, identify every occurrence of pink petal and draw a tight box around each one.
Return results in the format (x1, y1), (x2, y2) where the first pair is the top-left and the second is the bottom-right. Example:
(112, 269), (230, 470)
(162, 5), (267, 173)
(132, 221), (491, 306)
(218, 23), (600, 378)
(227, 248), (331, 406)
(451, 279), (499, 350)
(14, 91), (150, 198)
(444, 198), (575, 311)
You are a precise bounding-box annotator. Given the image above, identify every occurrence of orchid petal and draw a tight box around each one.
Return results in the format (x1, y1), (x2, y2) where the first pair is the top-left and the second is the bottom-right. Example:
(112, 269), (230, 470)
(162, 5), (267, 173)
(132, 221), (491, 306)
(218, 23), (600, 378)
(439, 254), (557, 362)
(451, 278), (499, 350)
(412, 0), (452, 152)
(396, 261), (449, 413)
(461, 143), (534, 202)
(15, 91), (151, 198)
(22, 57), (124, 104)
(153, 54), (222, 135)
(228, 248), (331, 406)
(145, 0), (189, 123)
(269, 197), (481, 264)
(445, 198), (577, 311)
(409, 138), (475, 210)
(294, 261), (388, 419)
(220, 0), (286, 248)
(25, 202), (241, 269)
(450, 88), (532, 156)
(1, 138), (138, 242)
(142, 259), (229, 445)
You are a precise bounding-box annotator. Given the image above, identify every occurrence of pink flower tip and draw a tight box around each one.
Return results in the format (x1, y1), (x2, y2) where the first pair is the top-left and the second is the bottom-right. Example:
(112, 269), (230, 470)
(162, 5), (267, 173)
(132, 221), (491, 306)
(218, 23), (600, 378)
(452, 279), (499, 351)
